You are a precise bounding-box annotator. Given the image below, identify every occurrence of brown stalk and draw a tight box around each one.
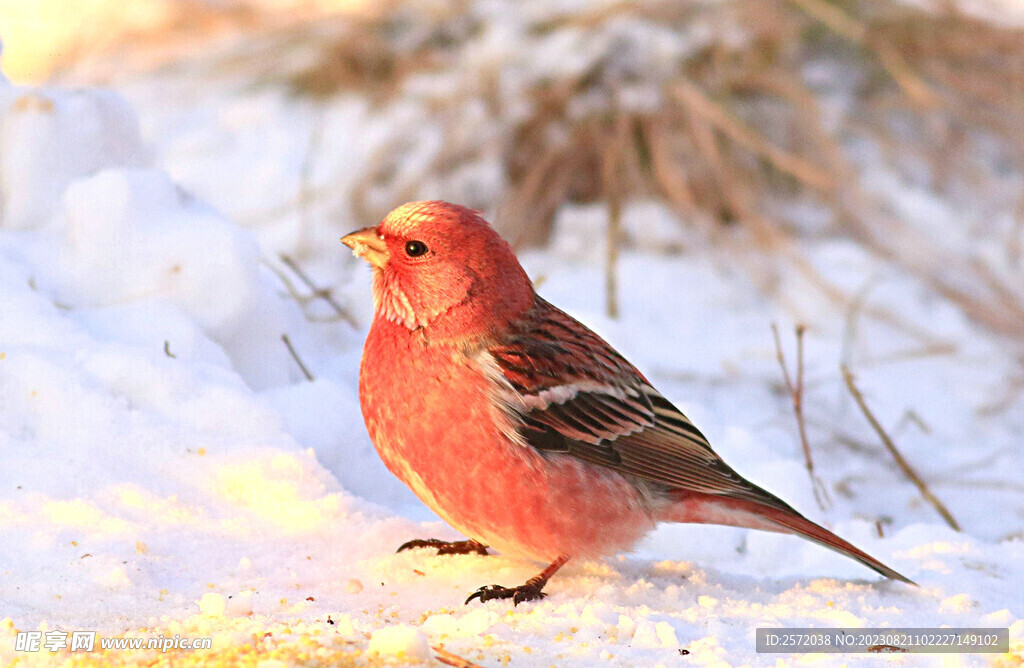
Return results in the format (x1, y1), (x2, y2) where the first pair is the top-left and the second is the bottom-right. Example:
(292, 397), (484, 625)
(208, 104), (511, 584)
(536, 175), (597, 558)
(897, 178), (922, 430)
(726, 68), (992, 353)
(771, 323), (831, 511)
(673, 80), (836, 192)
(642, 117), (699, 221)
(602, 114), (629, 319)
(1011, 199), (1024, 268)
(503, 138), (572, 249)
(280, 254), (358, 327)
(785, 0), (941, 109)
(433, 645), (484, 668)
(681, 101), (749, 226)
(281, 333), (315, 382)
(841, 365), (961, 531)
(977, 375), (1024, 417)
(753, 69), (1016, 350)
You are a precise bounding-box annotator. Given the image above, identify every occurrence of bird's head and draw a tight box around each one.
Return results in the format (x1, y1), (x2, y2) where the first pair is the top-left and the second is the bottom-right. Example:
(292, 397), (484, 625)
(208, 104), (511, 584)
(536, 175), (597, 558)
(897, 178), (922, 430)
(342, 201), (534, 340)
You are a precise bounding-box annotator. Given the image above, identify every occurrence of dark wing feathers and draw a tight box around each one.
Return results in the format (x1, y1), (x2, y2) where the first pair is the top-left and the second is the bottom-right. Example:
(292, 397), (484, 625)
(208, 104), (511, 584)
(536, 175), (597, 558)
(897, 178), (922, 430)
(488, 297), (797, 512)
(484, 298), (919, 585)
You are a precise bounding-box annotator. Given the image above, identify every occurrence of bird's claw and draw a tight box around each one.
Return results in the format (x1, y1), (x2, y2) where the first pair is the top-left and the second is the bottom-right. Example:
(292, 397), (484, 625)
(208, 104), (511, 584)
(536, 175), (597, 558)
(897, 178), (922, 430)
(396, 538), (444, 553)
(396, 538), (489, 556)
(464, 582), (547, 606)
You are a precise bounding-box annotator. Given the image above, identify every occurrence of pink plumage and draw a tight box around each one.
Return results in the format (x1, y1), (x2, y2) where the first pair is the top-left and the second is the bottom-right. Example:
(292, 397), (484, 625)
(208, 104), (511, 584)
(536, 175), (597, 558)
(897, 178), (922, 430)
(342, 200), (914, 605)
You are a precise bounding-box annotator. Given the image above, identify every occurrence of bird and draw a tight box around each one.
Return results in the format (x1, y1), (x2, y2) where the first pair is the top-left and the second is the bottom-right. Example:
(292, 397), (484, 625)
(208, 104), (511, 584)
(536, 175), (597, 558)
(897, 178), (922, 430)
(342, 200), (915, 605)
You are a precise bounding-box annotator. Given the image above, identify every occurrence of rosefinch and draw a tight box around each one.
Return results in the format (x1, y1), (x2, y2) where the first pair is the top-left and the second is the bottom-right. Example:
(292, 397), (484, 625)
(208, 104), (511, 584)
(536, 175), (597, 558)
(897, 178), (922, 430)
(343, 201), (914, 605)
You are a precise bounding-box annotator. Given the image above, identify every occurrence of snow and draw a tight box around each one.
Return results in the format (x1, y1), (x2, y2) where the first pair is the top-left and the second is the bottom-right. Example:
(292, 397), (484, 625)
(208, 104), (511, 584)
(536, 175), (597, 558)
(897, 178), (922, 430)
(1, 88), (146, 230)
(0, 11), (1023, 668)
(199, 593), (228, 618)
(367, 625), (432, 662)
(57, 166), (302, 388)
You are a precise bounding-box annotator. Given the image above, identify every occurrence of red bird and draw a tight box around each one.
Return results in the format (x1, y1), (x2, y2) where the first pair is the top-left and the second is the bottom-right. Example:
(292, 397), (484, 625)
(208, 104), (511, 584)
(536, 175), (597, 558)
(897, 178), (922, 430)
(342, 201), (914, 605)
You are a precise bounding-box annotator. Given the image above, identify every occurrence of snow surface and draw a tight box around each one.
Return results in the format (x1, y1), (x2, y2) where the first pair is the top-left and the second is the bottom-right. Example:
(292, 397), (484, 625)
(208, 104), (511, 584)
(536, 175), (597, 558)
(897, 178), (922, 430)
(1, 23), (1023, 668)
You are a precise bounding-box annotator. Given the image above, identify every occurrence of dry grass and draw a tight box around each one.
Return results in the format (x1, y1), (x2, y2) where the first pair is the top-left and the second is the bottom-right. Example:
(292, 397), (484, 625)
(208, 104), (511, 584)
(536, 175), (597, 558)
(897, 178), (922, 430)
(280, 0), (477, 102)
(842, 365), (962, 531)
(64, 0), (1024, 343)
(317, 0), (1024, 334)
(772, 323), (832, 512)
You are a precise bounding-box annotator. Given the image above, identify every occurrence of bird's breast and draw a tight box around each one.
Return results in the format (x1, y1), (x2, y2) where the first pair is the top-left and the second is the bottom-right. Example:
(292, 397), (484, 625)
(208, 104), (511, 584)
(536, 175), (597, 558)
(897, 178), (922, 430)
(359, 318), (532, 502)
(356, 317), (657, 561)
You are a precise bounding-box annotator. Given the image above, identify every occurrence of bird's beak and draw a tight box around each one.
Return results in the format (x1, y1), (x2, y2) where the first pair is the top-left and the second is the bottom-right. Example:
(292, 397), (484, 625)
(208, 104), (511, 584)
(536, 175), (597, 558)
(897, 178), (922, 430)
(341, 226), (389, 268)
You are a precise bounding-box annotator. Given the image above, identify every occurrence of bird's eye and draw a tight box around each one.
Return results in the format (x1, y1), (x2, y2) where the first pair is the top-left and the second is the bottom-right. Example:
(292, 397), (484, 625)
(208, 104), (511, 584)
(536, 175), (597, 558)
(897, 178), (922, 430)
(404, 240), (429, 257)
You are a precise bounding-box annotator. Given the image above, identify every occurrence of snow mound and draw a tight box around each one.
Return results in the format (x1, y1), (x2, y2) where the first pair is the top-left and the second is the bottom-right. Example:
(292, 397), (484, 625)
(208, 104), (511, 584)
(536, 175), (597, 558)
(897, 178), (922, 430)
(1, 88), (147, 230)
(54, 166), (302, 387)
(0, 72), (314, 389)
(61, 168), (258, 333)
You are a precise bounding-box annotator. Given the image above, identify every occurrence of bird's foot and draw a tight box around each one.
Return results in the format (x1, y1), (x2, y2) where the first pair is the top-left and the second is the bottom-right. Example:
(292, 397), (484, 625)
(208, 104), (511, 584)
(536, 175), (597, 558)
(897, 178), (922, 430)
(396, 538), (489, 556)
(464, 555), (568, 606)
(465, 580), (547, 606)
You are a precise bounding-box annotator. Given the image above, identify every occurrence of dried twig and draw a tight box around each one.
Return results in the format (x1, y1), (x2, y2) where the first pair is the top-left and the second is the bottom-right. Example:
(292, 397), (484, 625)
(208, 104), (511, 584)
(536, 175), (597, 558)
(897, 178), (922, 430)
(643, 117), (699, 221)
(281, 333), (315, 382)
(673, 80), (836, 192)
(147, 0), (1024, 370)
(785, 0), (941, 109)
(602, 114), (629, 319)
(266, 259), (356, 324)
(841, 365), (961, 531)
(771, 324), (831, 511)
(891, 409), (932, 437)
(433, 645), (484, 668)
(280, 254), (358, 327)
(265, 258), (313, 303)
(977, 374), (1024, 417)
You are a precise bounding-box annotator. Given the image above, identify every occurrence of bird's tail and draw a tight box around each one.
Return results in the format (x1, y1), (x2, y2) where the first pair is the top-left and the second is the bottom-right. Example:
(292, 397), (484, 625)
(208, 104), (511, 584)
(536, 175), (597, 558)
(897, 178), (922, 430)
(663, 491), (917, 585)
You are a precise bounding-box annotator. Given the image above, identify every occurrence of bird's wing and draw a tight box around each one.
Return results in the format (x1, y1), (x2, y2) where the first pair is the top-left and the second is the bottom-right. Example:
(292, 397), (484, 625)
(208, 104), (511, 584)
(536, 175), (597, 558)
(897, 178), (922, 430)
(485, 296), (794, 511)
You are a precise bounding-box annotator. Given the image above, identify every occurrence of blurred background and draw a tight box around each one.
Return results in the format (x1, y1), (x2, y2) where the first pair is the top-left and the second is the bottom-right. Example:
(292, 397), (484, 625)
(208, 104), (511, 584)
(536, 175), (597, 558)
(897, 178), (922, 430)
(3, 0), (1022, 344)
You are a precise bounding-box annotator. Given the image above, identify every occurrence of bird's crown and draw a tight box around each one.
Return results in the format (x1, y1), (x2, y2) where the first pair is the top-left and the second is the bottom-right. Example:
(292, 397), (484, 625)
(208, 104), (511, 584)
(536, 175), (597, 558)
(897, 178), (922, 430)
(379, 200), (487, 237)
